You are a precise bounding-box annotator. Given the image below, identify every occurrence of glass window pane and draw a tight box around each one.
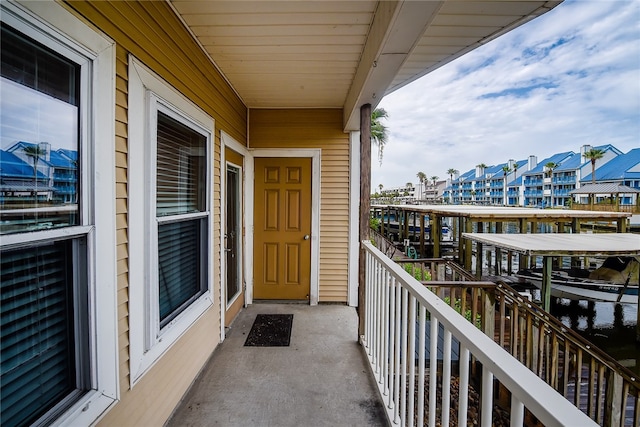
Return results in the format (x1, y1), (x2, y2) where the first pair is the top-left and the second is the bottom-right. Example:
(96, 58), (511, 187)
(0, 238), (84, 427)
(158, 218), (207, 326)
(156, 111), (206, 217)
(0, 24), (80, 235)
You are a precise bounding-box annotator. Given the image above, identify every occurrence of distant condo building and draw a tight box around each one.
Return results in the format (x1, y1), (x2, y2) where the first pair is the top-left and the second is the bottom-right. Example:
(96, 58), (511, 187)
(441, 144), (640, 211)
(0, 141), (78, 206)
(376, 180), (447, 203)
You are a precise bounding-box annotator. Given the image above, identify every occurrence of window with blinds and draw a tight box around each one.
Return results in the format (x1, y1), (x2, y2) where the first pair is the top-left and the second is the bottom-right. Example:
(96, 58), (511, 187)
(155, 111), (207, 327)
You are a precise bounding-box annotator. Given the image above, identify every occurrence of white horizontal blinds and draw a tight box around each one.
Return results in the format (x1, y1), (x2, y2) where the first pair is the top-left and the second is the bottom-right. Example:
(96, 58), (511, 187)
(156, 111), (205, 216)
(158, 219), (204, 323)
(155, 111), (207, 327)
(0, 239), (82, 427)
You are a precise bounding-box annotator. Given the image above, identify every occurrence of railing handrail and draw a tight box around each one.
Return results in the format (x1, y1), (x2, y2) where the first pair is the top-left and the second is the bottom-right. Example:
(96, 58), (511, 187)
(491, 280), (639, 384)
(399, 257), (638, 384)
(362, 240), (598, 427)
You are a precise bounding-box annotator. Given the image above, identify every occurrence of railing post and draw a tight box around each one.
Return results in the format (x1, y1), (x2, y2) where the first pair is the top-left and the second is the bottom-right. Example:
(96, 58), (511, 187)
(603, 371), (623, 427)
(482, 289), (495, 338)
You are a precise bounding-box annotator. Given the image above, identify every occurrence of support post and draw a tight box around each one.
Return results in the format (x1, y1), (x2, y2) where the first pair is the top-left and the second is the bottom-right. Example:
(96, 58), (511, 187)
(495, 222), (503, 275)
(458, 217), (464, 263)
(529, 220), (537, 268)
(464, 218), (473, 271)
(432, 214), (441, 258)
(571, 218), (581, 268)
(519, 218), (527, 271)
(476, 221), (484, 279)
(420, 213), (425, 258)
(358, 104), (371, 337)
(617, 217), (627, 233)
(541, 256), (552, 311)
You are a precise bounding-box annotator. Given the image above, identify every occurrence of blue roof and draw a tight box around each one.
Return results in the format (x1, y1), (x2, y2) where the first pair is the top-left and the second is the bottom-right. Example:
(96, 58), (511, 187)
(48, 150), (76, 168)
(507, 175), (524, 186)
(593, 144), (623, 156)
(57, 149), (77, 162)
(459, 168), (476, 182)
(582, 148), (640, 182)
(555, 152), (582, 171)
(0, 150), (48, 179)
(524, 151), (574, 175)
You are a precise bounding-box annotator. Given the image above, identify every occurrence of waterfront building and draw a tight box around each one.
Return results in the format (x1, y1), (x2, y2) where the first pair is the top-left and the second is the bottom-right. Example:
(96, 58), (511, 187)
(522, 151), (573, 207)
(577, 147), (640, 207)
(1, 141), (78, 205)
(443, 145), (625, 208)
(423, 179), (447, 203)
(489, 158), (528, 205)
(449, 168), (476, 204)
(377, 183), (416, 202)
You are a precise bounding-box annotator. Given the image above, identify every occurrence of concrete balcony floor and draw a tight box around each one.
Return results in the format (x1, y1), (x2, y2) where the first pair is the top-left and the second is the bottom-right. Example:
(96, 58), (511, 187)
(166, 303), (388, 427)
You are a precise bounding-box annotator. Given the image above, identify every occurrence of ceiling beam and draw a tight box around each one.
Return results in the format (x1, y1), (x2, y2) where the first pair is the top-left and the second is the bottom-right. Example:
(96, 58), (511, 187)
(343, 1), (443, 131)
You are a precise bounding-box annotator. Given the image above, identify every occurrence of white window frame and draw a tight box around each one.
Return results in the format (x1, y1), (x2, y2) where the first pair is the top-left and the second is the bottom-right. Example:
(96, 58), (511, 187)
(128, 56), (214, 385)
(0, 1), (118, 425)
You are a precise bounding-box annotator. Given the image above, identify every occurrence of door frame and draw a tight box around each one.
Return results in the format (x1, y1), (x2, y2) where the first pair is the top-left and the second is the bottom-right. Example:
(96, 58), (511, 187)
(220, 131), (250, 340)
(224, 160), (243, 318)
(249, 148), (321, 306)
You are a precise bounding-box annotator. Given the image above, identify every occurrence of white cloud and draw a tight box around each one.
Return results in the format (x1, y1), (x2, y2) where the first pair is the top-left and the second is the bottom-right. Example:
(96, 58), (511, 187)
(374, 0), (640, 188)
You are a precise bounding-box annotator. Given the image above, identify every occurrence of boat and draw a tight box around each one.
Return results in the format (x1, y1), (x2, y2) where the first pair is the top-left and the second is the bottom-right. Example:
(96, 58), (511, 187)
(515, 256), (639, 304)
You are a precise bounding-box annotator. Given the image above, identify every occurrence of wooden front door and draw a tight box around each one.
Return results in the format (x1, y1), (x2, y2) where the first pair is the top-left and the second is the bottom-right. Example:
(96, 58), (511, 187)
(253, 157), (311, 300)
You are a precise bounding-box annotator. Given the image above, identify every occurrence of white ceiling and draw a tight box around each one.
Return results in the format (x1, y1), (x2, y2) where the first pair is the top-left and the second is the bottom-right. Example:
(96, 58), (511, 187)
(169, 1), (562, 130)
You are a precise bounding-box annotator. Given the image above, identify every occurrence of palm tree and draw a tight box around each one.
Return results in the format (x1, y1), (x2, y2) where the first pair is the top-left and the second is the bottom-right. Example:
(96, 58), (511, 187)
(583, 148), (605, 184)
(476, 163), (488, 169)
(23, 144), (46, 200)
(447, 168), (458, 204)
(371, 108), (389, 165)
(544, 162), (559, 207)
(379, 183), (383, 192)
(416, 171), (426, 200)
(501, 165), (511, 206)
(431, 176), (438, 186)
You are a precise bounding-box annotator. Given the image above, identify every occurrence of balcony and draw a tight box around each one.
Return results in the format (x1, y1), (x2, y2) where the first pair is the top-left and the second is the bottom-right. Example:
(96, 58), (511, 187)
(167, 242), (623, 427)
(553, 176), (576, 184)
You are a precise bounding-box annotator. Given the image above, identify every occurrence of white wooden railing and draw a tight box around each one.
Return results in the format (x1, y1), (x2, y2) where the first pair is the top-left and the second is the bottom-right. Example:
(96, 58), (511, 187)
(360, 240), (598, 427)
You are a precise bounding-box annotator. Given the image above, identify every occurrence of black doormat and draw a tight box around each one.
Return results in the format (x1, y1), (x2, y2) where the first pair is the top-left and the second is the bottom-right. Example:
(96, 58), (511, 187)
(244, 314), (293, 347)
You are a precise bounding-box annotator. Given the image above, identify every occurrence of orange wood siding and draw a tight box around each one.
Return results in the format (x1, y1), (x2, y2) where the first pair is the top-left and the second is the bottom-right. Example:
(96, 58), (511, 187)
(249, 109), (350, 302)
(59, 1), (247, 424)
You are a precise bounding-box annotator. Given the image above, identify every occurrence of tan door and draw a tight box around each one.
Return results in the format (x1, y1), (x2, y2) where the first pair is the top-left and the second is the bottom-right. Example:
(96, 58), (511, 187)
(253, 157), (311, 300)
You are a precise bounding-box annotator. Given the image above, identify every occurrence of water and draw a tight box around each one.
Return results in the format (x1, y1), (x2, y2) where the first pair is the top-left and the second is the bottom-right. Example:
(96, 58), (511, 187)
(550, 299), (639, 375)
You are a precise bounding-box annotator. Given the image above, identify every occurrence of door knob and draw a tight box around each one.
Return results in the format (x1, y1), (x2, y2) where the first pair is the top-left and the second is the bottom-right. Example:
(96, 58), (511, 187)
(304, 235), (310, 240)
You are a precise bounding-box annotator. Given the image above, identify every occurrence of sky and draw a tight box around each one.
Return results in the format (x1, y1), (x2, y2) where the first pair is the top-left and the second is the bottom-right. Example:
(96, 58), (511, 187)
(1, 78), (78, 152)
(372, 0), (640, 189)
